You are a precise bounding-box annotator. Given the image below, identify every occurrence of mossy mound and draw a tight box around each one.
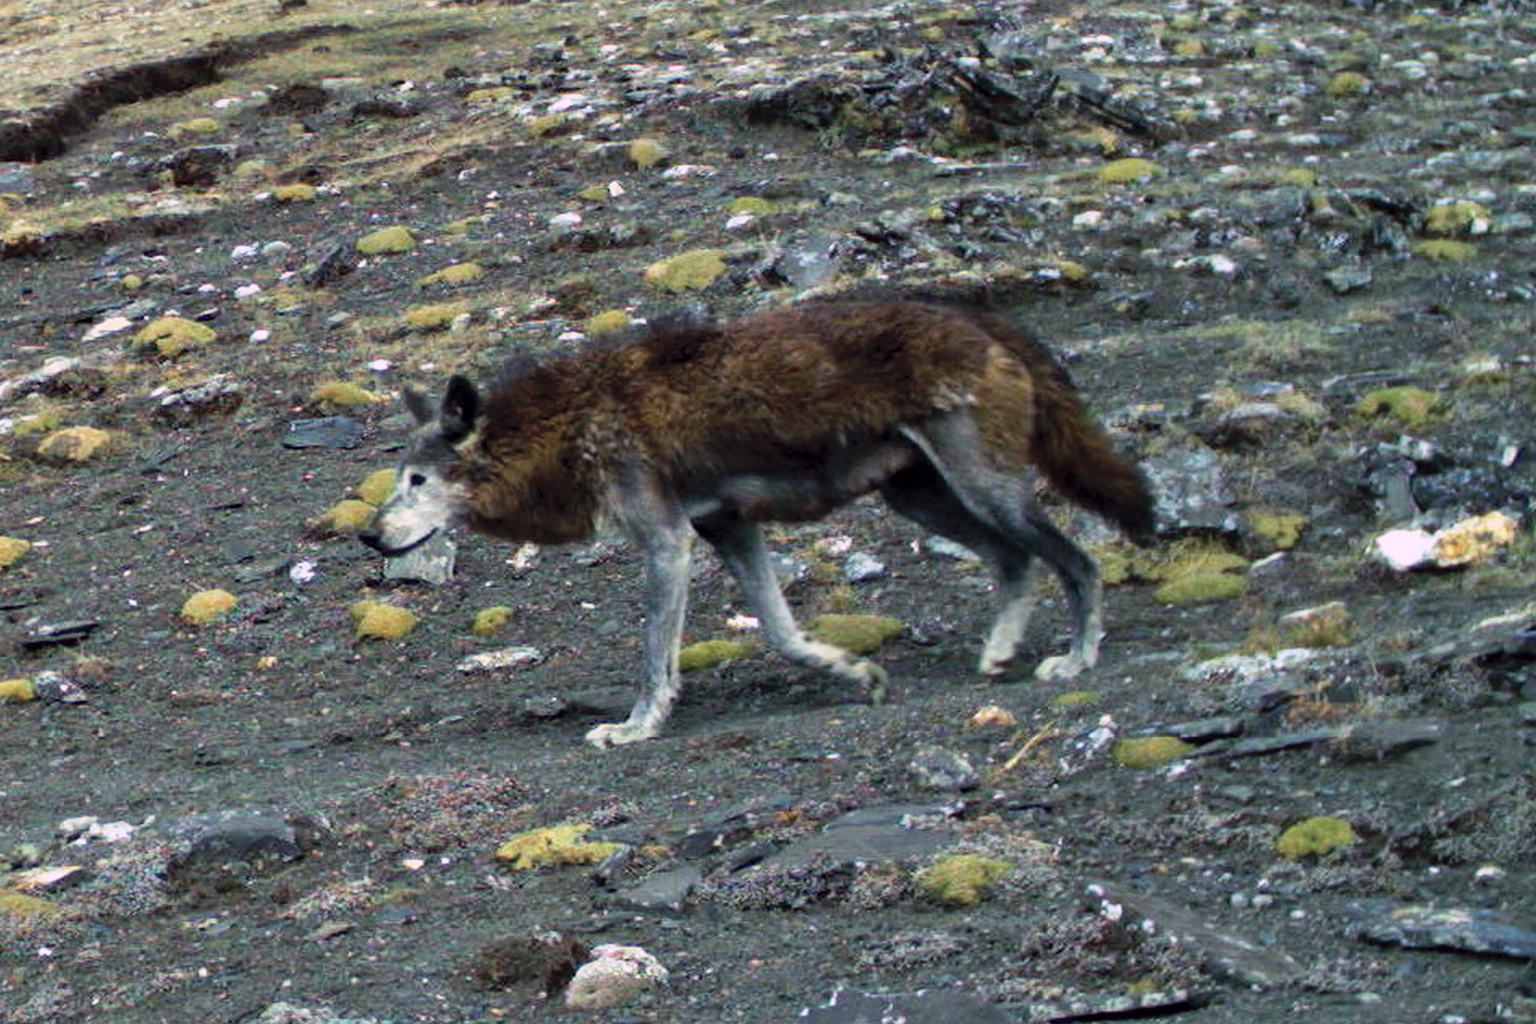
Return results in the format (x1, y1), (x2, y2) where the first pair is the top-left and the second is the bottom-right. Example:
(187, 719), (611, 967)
(416, 262), (485, 287)
(316, 499), (378, 535)
(1247, 509), (1309, 551)
(1112, 735), (1195, 769)
(1412, 239), (1475, 262)
(350, 600), (418, 641)
(495, 824), (624, 870)
(1325, 71), (1372, 96)
(180, 588), (238, 626)
(0, 678), (37, 702)
(356, 226), (417, 255)
(1098, 158), (1162, 184)
(169, 117), (221, 137)
(310, 381), (381, 408)
(404, 303), (469, 331)
(1276, 816), (1356, 859)
(916, 854), (1011, 907)
(643, 250), (727, 293)
(355, 469), (397, 507)
(36, 426), (113, 464)
(0, 536), (31, 569)
(1050, 690), (1103, 709)
(272, 183), (318, 203)
(725, 196), (776, 217)
(133, 316), (216, 358)
(1356, 386), (1440, 429)
(0, 890), (63, 922)
(1154, 572), (1247, 605)
(585, 309), (634, 337)
(807, 614), (904, 655)
(628, 137), (669, 169)
(471, 606), (516, 638)
(1424, 200), (1490, 236)
(679, 639), (755, 673)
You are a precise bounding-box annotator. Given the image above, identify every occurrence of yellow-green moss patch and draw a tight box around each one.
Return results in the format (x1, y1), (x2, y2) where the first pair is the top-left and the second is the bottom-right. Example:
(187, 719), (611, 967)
(917, 854), (1011, 907)
(585, 309), (634, 337)
(355, 469), (397, 507)
(1154, 572), (1247, 605)
(1112, 736), (1195, 769)
(1247, 509), (1309, 551)
(0, 536), (31, 569)
(310, 381), (381, 408)
(1276, 816), (1355, 859)
(416, 262), (485, 287)
(1425, 200), (1490, 237)
(169, 117), (221, 137)
(679, 639), (755, 672)
(807, 614), (904, 655)
(0, 890), (63, 922)
(36, 426), (113, 463)
(495, 824), (624, 870)
(628, 137), (669, 169)
(350, 600), (418, 641)
(471, 605), (516, 638)
(0, 678), (37, 703)
(315, 499), (378, 535)
(1325, 71), (1372, 97)
(725, 196), (776, 217)
(1412, 239), (1475, 262)
(1050, 690), (1103, 709)
(643, 249), (727, 293)
(133, 316), (216, 358)
(1098, 158), (1163, 185)
(181, 588), (238, 626)
(272, 183), (318, 203)
(356, 226), (417, 256)
(467, 86), (516, 103)
(404, 303), (469, 331)
(1356, 386), (1441, 429)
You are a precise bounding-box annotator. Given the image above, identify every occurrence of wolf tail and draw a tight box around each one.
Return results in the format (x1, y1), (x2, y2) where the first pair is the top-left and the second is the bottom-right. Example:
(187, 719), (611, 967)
(973, 310), (1158, 545)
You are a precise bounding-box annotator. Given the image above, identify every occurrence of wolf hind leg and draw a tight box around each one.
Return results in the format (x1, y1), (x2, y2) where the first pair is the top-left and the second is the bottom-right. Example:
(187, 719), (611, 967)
(896, 415), (1104, 680)
(694, 516), (888, 704)
(881, 466), (1040, 676)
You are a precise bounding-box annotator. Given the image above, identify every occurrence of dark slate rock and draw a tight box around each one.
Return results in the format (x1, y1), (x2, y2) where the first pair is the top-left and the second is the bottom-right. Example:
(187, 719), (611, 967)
(800, 988), (1016, 1024)
(168, 809), (304, 865)
(760, 805), (957, 870)
(612, 863), (703, 915)
(282, 415), (363, 449)
(1345, 901), (1536, 959)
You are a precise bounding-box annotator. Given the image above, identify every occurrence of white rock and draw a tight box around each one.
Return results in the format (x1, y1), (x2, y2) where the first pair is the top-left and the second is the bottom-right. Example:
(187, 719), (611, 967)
(565, 944), (668, 1010)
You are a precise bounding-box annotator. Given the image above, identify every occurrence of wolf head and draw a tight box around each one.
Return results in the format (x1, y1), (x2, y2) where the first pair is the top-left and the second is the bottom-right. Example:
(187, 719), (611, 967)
(359, 375), (480, 556)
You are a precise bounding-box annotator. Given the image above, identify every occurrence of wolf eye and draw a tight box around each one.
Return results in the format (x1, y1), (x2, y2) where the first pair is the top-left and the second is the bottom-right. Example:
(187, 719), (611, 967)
(408, 472), (427, 487)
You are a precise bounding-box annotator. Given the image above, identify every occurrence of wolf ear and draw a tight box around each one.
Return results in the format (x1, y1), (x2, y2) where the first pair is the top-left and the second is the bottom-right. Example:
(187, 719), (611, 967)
(439, 374), (481, 443)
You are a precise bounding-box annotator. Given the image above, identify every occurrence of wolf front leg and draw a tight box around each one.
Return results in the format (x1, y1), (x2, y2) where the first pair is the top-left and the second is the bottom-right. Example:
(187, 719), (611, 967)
(586, 500), (696, 749)
(694, 516), (888, 703)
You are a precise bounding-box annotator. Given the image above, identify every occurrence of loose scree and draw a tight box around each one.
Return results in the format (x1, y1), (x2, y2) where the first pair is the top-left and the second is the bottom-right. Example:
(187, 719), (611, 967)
(360, 300), (1156, 748)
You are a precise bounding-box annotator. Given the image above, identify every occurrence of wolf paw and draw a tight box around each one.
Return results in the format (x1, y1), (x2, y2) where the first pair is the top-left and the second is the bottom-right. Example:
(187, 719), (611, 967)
(586, 720), (658, 749)
(978, 653), (1014, 677)
(1034, 653), (1091, 680)
(862, 662), (890, 705)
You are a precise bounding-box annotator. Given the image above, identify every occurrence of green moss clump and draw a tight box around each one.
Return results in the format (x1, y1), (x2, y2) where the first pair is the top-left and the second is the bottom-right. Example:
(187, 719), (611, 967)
(36, 426), (113, 463)
(679, 639), (755, 672)
(404, 303), (469, 331)
(466, 86), (516, 103)
(1050, 690), (1102, 709)
(471, 606), (516, 638)
(1424, 200), (1490, 237)
(1247, 510), (1309, 551)
(1098, 158), (1163, 185)
(350, 600), (418, 640)
(356, 226), (417, 255)
(526, 113), (569, 138)
(169, 117), (221, 137)
(1112, 736), (1195, 769)
(1412, 239), (1475, 262)
(310, 381), (381, 408)
(1356, 386), (1440, 429)
(181, 588), (238, 626)
(1325, 71), (1372, 97)
(1154, 572), (1247, 605)
(416, 262), (484, 287)
(585, 309), (634, 337)
(0, 678), (37, 702)
(628, 137), (669, 169)
(1275, 816), (1355, 859)
(726, 196), (776, 217)
(272, 183), (318, 202)
(643, 250), (728, 293)
(495, 824), (624, 870)
(0, 536), (31, 569)
(133, 316), (216, 358)
(11, 412), (60, 439)
(316, 499), (378, 535)
(807, 614), (904, 655)
(0, 891), (63, 921)
(355, 469), (397, 507)
(917, 854), (1011, 906)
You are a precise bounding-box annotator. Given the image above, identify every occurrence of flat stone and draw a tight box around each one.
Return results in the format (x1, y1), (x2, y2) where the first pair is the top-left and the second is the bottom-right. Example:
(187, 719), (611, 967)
(383, 533), (455, 584)
(800, 988), (1015, 1024)
(282, 415), (363, 449)
(612, 863), (702, 914)
(1345, 901), (1536, 959)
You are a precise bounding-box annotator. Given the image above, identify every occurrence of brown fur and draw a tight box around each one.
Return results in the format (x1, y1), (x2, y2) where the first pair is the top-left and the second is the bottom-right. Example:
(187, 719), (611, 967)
(456, 301), (1151, 544)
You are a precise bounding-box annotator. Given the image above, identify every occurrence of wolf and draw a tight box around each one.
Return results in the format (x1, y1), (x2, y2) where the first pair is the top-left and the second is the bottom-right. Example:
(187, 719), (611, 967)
(360, 300), (1155, 748)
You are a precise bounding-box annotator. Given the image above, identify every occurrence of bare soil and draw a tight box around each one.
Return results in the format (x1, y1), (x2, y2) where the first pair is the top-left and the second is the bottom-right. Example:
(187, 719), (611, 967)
(2, 1), (1535, 1021)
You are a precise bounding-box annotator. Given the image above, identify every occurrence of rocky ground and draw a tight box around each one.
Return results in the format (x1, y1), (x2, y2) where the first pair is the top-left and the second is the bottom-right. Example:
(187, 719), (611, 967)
(2, 0), (1536, 1021)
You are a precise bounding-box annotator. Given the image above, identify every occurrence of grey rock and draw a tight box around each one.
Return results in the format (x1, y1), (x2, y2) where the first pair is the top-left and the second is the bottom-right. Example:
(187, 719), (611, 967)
(844, 551), (886, 583)
(1346, 901), (1536, 959)
(383, 532), (456, 584)
(1323, 263), (1374, 294)
(282, 415), (363, 449)
(168, 809), (304, 865)
(1142, 439), (1239, 535)
(760, 805), (957, 870)
(1328, 718), (1443, 763)
(907, 745), (979, 792)
(800, 988), (1015, 1024)
(612, 863), (702, 914)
